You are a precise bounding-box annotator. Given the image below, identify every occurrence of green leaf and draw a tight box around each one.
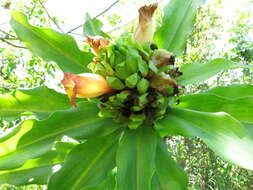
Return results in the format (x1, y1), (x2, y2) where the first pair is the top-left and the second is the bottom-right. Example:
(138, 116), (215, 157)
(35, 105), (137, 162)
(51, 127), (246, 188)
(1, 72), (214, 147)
(0, 86), (71, 120)
(48, 132), (120, 190)
(116, 126), (157, 190)
(203, 84), (253, 99)
(151, 174), (162, 190)
(177, 88), (253, 124)
(0, 102), (122, 170)
(177, 58), (253, 85)
(83, 13), (110, 39)
(11, 11), (93, 73)
(0, 141), (77, 186)
(155, 137), (188, 190)
(154, 0), (206, 55)
(155, 108), (253, 170)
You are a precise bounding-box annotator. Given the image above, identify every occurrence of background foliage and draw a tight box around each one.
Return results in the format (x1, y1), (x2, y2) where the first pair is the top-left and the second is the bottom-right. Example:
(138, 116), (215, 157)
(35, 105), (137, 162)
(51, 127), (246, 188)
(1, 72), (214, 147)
(0, 0), (253, 189)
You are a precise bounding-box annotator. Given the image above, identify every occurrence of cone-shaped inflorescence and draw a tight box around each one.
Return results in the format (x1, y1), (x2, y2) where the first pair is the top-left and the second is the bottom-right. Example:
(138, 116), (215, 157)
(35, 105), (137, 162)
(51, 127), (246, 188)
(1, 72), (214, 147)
(87, 34), (183, 129)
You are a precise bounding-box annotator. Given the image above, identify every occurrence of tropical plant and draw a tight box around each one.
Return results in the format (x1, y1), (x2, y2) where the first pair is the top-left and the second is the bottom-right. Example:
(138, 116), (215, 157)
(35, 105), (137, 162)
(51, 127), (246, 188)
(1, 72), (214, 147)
(1, 0), (253, 189)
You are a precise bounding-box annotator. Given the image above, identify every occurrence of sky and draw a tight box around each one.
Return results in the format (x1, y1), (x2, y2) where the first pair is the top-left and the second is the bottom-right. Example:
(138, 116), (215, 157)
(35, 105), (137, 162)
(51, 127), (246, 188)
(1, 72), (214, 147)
(1, 0), (252, 46)
(1, 0), (251, 34)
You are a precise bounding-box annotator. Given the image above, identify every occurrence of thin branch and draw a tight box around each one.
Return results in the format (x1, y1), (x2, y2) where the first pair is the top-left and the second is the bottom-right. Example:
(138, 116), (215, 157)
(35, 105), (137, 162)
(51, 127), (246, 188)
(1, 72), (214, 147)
(69, 32), (84, 37)
(0, 29), (16, 38)
(38, 0), (64, 33)
(66, 25), (82, 35)
(66, 0), (119, 34)
(0, 38), (27, 49)
(94, 0), (119, 18)
(0, 37), (17, 41)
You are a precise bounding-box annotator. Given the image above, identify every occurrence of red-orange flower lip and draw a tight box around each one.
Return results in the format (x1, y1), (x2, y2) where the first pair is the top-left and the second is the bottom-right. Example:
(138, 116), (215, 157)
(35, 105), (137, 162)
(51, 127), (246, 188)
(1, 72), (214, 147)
(62, 72), (112, 106)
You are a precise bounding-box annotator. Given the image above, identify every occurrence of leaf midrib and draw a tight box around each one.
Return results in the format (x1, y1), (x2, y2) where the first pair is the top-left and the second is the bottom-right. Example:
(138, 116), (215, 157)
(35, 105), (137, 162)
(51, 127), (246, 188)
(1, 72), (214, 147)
(71, 142), (113, 190)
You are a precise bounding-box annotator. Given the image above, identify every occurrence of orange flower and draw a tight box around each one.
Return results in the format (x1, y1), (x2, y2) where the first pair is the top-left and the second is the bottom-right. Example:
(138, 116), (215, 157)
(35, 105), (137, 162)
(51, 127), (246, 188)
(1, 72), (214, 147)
(134, 3), (158, 43)
(86, 36), (110, 56)
(62, 72), (112, 106)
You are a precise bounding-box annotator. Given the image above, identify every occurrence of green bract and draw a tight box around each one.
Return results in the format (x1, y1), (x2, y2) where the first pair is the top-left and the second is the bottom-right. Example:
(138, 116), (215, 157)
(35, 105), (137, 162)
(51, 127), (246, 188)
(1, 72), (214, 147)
(1, 0), (253, 189)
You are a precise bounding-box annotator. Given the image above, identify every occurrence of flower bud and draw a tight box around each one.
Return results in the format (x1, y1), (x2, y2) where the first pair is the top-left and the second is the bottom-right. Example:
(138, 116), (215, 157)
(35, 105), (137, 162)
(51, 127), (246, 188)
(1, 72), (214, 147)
(134, 3), (158, 43)
(62, 72), (112, 106)
(86, 36), (110, 56)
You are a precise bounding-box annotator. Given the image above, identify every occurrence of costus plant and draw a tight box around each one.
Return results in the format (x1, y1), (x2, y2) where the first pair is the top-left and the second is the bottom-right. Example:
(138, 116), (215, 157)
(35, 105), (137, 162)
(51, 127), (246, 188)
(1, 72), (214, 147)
(1, 0), (253, 189)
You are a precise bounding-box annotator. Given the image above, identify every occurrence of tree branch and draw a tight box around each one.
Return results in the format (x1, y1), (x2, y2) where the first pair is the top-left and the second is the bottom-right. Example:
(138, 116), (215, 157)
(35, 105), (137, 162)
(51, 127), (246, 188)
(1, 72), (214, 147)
(38, 0), (64, 33)
(0, 38), (27, 49)
(69, 32), (84, 37)
(0, 37), (17, 40)
(66, 0), (119, 34)
(0, 29), (16, 38)
(94, 0), (119, 18)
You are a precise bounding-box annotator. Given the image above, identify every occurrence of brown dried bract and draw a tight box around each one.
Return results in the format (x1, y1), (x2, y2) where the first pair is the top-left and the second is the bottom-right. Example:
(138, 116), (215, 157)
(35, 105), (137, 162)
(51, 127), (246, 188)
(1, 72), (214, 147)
(150, 72), (179, 95)
(134, 3), (158, 43)
(138, 3), (158, 24)
(152, 50), (175, 69)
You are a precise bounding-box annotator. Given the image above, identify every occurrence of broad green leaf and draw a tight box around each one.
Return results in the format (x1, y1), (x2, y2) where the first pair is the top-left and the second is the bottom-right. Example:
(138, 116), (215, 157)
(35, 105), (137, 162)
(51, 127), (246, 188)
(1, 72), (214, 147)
(203, 84), (253, 99)
(155, 108), (253, 170)
(0, 120), (33, 156)
(83, 13), (110, 38)
(116, 126), (157, 190)
(177, 58), (253, 85)
(0, 141), (77, 186)
(177, 94), (253, 124)
(0, 86), (71, 120)
(154, 0), (206, 55)
(155, 137), (188, 190)
(83, 171), (116, 190)
(48, 132), (119, 190)
(0, 102), (122, 170)
(11, 11), (94, 73)
(151, 174), (162, 190)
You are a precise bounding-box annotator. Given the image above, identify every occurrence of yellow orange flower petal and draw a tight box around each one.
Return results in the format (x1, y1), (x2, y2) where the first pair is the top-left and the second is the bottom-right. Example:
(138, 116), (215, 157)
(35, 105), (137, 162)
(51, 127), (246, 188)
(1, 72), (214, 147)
(62, 72), (112, 106)
(134, 3), (158, 43)
(86, 36), (110, 56)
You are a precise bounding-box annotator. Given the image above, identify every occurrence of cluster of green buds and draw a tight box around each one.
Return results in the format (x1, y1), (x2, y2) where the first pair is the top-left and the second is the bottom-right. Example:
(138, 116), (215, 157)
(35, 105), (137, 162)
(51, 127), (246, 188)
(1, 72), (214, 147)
(85, 34), (182, 129)
(62, 3), (183, 129)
